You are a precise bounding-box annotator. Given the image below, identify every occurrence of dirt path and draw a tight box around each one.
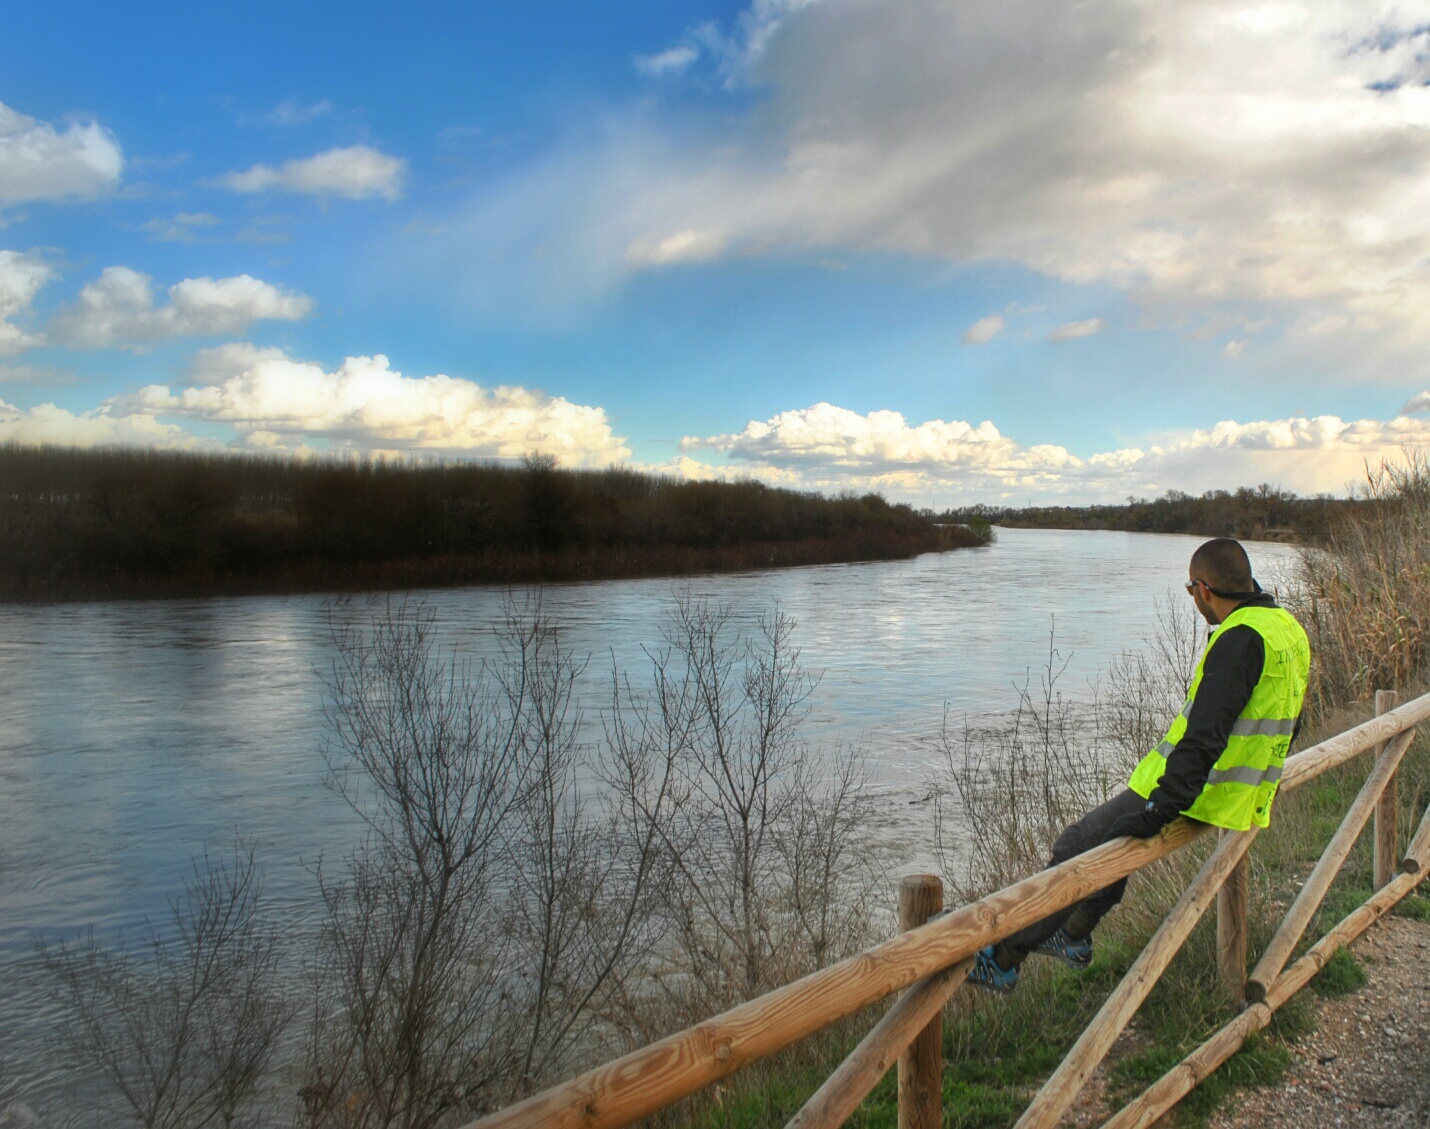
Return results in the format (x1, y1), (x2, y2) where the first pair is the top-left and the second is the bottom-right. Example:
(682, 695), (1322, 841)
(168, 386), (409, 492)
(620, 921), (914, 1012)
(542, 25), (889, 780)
(1207, 914), (1430, 1129)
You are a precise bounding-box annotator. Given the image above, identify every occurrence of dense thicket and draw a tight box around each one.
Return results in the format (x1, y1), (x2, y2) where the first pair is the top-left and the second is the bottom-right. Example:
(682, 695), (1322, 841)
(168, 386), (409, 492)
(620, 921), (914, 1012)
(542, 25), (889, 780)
(945, 484), (1352, 542)
(0, 446), (984, 599)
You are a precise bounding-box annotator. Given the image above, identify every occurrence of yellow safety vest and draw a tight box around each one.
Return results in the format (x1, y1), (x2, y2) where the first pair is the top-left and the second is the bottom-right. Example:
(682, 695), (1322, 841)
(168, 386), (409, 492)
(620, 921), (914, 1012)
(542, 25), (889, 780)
(1128, 604), (1310, 831)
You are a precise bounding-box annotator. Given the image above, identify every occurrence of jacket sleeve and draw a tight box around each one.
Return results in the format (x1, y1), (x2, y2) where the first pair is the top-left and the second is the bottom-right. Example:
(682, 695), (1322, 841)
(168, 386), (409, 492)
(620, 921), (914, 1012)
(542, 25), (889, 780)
(1147, 625), (1265, 819)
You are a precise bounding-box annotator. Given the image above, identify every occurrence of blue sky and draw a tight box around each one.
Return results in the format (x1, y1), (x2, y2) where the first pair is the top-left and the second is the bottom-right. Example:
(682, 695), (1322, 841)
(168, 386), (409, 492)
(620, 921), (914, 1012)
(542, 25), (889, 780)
(4, 0), (1430, 502)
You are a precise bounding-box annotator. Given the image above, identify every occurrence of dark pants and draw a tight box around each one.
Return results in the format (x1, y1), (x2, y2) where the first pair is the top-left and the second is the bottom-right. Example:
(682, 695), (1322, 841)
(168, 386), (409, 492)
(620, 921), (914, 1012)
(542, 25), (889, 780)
(998, 787), (1149, 964)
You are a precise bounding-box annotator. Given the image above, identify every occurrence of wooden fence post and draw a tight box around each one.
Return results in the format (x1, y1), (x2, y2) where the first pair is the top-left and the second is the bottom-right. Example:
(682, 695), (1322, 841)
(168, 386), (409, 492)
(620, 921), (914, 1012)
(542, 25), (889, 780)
(1216, 828), (1248, 1008)
(897, 875), (943, 1129)
(1374, 689), (1401, 890)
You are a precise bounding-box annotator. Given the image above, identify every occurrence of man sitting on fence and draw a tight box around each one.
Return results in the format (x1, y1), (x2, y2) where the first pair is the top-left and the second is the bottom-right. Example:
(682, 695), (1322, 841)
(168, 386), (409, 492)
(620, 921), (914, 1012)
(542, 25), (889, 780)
(969, 537), (1311, 993)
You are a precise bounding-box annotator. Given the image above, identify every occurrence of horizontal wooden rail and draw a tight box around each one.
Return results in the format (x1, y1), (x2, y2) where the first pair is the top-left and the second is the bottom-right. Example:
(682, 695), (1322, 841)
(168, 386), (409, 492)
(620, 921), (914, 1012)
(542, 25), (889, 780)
(467, 690), (1430, 1129)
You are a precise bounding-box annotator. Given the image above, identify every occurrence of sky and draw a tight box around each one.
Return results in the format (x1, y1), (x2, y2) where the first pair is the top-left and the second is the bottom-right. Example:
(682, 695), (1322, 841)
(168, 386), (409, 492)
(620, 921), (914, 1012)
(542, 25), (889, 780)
(3, 0), (1430, 504)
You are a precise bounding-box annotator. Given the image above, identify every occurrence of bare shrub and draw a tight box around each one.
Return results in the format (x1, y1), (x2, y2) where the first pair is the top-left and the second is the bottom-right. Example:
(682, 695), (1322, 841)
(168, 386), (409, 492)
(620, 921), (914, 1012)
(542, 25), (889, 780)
(1290, 452), (1430, 713)
(301, 601), (528, 1127)
(1096, 593), (1205, 771)
(499, 607), (675, 1099)
(597, 595), (882, 1028)
(933, 608), (1203, 903)
(304, 598), (685, 1124)
(40, 841), (289, 1129)
(934, 630), (1109, 900)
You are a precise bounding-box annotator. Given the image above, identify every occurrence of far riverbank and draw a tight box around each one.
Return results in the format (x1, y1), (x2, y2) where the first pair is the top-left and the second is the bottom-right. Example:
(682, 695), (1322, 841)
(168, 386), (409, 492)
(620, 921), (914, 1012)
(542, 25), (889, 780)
(0, 445), (988, 601)
(947, 484), (1351, 543)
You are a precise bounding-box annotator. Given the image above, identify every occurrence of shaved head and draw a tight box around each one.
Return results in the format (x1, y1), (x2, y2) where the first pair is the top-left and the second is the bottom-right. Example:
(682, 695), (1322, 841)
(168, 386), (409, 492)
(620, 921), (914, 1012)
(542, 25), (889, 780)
(1190, 538), (1254, 595)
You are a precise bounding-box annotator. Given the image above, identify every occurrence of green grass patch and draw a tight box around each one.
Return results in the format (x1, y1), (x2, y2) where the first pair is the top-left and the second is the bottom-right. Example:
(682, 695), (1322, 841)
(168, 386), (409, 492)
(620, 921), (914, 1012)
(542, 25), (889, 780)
(1174, 1035), (1292, 1128)
(1393, 890), (1430, 922)
(1106, 1033), (1292, 1129)
(1311, 946), (1368, 997)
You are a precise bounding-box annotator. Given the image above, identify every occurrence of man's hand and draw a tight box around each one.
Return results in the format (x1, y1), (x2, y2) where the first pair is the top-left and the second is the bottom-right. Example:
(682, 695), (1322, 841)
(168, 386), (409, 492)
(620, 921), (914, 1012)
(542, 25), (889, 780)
(1108, 803), (1170, 840)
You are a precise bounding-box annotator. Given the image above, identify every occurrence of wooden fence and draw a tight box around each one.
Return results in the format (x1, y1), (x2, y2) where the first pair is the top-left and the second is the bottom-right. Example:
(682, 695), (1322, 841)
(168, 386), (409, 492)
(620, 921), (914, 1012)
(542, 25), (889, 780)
(467, 689), (1430, 1129)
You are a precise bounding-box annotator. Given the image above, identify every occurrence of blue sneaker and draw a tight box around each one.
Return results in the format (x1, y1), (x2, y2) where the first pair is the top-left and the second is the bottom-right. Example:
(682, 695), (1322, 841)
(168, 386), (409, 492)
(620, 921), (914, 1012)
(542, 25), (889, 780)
(1032, 927), (1093, 969)
(967, 945), (1019, 994)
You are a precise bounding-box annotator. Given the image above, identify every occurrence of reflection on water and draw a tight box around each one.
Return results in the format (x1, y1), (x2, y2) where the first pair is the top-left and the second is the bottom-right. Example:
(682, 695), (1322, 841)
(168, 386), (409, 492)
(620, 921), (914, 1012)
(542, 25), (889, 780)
(0, 528), (1297, 1109)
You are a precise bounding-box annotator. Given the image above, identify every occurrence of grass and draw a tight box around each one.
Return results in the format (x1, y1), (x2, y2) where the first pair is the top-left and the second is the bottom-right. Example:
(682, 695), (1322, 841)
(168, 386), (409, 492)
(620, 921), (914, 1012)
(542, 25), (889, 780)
(1393, 891), (1430, 922)
(1311, 947), (1368, 997)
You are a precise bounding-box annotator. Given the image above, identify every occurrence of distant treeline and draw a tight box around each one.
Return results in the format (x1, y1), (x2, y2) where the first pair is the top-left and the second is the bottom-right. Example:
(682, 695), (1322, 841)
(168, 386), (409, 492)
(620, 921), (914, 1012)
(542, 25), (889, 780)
(0, 445), (989, 600)
(942, 484), (1352, 543)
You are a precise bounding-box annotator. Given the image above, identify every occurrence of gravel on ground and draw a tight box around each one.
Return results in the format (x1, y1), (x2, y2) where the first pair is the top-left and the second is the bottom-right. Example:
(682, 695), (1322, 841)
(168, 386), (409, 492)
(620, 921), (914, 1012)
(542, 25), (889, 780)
(1206, 914), (1430, 1129)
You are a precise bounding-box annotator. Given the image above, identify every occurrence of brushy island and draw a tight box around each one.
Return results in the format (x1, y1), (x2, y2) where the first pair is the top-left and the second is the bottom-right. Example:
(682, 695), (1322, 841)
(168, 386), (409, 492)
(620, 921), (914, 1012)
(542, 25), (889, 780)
(0, 445), (989, 601)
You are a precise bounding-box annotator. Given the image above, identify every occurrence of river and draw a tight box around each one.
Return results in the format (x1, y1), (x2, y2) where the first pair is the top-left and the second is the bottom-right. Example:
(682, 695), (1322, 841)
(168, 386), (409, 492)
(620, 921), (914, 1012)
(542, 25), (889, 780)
(0, 528), (1298, 1114)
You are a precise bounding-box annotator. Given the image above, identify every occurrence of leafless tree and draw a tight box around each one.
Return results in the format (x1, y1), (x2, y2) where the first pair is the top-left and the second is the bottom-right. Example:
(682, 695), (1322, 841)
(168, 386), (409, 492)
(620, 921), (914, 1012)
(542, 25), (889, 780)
(40, 841), (288, 1129)
(500, 606), (674, 1098)
(305, 598), (687, 1122)
(302, 601), (528, 1128)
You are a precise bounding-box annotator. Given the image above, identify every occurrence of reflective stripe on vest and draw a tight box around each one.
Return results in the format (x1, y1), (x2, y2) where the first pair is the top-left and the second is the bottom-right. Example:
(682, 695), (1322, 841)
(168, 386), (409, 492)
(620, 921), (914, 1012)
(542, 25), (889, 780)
(1127, 604), (1310, 832)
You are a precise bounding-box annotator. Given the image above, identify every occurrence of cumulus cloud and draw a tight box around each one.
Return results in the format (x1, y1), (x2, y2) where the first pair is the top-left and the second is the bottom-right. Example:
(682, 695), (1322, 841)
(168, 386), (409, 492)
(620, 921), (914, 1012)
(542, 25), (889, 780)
(636, 45), (699, 77)
(214, 145), (406, 200)
(0, 100), (123, 205)
(1047, 318), (1105, 342)
(962, 313), (1004, 344)
(0, 397), (204, 448)
(134, 345), (631, 464)
(680, 400), (1430, 501)
(0, 250), (54, 355)
(48, 268), (312, 348)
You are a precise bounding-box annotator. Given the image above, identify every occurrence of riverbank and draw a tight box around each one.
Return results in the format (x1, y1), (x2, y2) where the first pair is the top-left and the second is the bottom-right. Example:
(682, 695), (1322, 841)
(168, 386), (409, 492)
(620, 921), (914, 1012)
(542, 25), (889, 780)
(944, 486), (1350, 544)
(0, 445), (988, 601)
(4, 527), (982, 601)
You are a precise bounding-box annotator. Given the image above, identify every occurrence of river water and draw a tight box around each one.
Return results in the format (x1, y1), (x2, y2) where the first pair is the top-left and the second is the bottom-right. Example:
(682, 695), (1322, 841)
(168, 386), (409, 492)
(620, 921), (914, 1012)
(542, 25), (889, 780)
(0, 528), (1298, 1112)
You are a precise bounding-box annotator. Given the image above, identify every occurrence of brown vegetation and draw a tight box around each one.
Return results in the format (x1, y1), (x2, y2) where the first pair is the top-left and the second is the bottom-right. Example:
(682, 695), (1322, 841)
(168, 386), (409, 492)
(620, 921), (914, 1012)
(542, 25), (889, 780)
(947, 483), (1351, 543)
(0, 445), (986, 601)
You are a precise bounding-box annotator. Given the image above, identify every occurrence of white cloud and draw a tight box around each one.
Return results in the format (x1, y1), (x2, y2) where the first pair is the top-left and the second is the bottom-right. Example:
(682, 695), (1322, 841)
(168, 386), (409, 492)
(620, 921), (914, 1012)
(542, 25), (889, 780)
(0, 100), (123, 205)
(141, 212), (221, 243)
(636, 45), (699, 77)
(214, 145), (406, 200)
(134, 345), (631, 465)
(624, 228), (727, 266)
(1047, 318), (1106, 342)
(514, 1), (1430, 365)
(49, 268), (312, 348)
(0, 397), (205, 448)
(962, 313), (1004, 344)
(680, 400), (1430, 501)
(0, 250), (54, 355)
(1401, 391), (1430, 415)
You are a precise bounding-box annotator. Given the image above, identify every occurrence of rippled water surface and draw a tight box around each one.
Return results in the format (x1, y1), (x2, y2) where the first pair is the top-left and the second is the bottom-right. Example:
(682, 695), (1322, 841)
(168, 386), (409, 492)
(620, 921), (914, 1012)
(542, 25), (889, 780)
(0, 528), (1297, 1110)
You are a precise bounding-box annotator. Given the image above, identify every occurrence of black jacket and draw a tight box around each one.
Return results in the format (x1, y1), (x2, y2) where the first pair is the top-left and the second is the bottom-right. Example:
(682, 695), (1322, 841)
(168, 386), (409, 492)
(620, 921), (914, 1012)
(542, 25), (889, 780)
(1146, 591), (1289, 825)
